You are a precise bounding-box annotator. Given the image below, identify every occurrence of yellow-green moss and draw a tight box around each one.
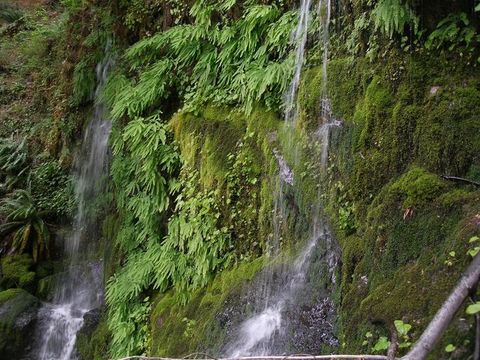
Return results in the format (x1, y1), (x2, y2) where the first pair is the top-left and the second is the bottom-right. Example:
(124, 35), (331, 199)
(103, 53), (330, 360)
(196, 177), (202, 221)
(150, 257), (265, 356)
(0, 254), (35, 290)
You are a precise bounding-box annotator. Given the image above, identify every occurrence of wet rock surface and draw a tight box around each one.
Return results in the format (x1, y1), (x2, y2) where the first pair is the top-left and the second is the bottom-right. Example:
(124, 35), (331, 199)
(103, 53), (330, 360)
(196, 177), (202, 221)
(0, 289), (40, 359)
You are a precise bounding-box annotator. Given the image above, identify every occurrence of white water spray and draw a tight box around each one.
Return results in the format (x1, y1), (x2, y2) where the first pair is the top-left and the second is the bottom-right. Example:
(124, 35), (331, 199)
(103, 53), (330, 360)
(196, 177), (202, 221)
(284, 0), (313, 125)
(225, 0), (343, 355)
(35, 55), (113, 360)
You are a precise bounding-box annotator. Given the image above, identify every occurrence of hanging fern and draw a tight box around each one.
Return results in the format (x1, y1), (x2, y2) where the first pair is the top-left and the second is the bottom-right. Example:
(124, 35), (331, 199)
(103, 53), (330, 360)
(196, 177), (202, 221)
(371, 0), (418, 38)
(104, 0), (300, 118)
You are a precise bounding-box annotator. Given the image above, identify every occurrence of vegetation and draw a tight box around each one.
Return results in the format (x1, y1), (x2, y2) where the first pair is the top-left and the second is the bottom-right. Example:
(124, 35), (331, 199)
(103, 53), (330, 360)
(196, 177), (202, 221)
(1, 0), (480, 359)
(0, 190), (49, 262)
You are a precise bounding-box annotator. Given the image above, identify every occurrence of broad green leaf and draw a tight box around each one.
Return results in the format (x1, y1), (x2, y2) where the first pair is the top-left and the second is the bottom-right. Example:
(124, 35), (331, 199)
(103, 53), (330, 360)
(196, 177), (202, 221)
(445, 344), (456, 352)
(466, 302), (480, 315)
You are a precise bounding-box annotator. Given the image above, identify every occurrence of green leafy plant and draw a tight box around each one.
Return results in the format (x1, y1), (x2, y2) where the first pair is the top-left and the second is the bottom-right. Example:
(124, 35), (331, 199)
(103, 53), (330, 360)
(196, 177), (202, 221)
(0, 189), (49, 262)
(394, 320), (412, 349)
(467, 236), (479, 258)
(445, 343), (456, 353)
(104, 0), (298, 117)
(466, 302), (480, 315)
(371, 0), (418, 38)
(362, 331), (373, 346)
(182, 317), (197, 339)
(0, 3), (23, 24)
(425, 12), (479, 63)
(0, 137), (28, 193)
(30, 161), (74, 218)
(444, 250), (456, 266)
(372, 336), (390, 353)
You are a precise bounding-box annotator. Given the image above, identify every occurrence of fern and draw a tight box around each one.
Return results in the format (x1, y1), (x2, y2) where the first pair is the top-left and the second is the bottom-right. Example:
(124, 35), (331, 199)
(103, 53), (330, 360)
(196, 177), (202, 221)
(104, 0), (301, 118)
(425, 12), (479, 56)
(372, 0), (418, 38)
(0, 3), (23, 23)
(104, 0), (319, 356)
(0, 189), (49, 262)
(0, 137), (28, 193)
(106, 113), (235, 355)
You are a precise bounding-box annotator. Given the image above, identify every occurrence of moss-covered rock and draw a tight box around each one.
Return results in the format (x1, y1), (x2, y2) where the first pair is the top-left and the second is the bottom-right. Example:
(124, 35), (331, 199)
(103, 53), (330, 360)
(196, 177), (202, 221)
(76, 309), (110, 360)
(0, 288), (40, 358)
(0, 254), (36, 291)
(309, 51), (480, 358)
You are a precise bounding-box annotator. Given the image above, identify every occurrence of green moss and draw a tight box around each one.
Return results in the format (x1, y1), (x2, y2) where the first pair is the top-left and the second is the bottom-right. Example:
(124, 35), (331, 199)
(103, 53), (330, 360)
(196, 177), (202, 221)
(150, 257), (264, 356)
(0, 288), (24, 305)
(416, 85), (480, 176)
(0, 254), (35, 290)
(76, 316), (111, 360)
(311, 50), (480, 356)
(0, 288), (40, 357)
(389, 166), (448, 208)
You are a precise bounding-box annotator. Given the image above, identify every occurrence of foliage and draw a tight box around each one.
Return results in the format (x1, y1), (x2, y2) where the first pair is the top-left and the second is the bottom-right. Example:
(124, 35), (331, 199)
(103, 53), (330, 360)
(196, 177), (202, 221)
(0, 189), (49, 262)
(425, 12), (479, 63)
(372, 336), (390, 352)
(72, 57), (97, 106)
(0, 3), (23, 24)
(334, 181), (356, 235)
(467, 236), (480, 258)
(104, 0), (298, 117)
(466, 302), (480, 315)
(0, 137), (28, 194)
(106, 113), (233, 356)
(394, 320), (412, 349)
(0, 254), (35, 289)
(445, 344), (456, 353)
(29, 161), (74, 218)
(225, 132), (262, 256)
(106, 115), (179, 357)
(60, 0), (87, 10)
(371, 0), (417, 38)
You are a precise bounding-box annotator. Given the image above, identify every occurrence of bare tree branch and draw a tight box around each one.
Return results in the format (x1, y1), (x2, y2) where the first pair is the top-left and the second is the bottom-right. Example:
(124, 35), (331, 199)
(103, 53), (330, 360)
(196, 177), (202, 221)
(441, 176), (480, 187)
(401, 253), (480, 360)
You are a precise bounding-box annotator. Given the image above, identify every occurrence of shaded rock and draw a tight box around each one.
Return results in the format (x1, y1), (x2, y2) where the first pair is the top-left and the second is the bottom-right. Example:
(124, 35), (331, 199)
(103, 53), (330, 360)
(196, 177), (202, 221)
(0, 288), (40, 359)
(79, 307), (102, 338)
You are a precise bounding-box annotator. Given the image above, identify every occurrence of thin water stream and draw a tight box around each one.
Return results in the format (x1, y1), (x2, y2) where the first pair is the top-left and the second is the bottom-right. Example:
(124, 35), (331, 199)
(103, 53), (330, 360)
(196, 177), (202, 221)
(225, 0), (339, 356)
(33, 56), (113, 360)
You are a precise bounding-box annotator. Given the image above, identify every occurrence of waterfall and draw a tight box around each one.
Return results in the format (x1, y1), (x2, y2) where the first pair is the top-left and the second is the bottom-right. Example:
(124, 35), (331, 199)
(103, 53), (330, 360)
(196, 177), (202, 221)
(224, 0), (339, 356)
(284, 0), (313, 125)
(316, 0), (342, 171)
(34, 55), (113, 360)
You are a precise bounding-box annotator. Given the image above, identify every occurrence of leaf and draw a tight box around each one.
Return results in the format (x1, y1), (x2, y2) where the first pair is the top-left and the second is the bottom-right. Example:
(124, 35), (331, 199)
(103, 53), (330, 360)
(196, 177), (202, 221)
(448, 251), (455, 257)
(469, 236), (479, 243)
(394, 320), (412, 336)
(445, 344), (456, 352)
(372, 336), (391, 352)
(467, 246), (480, 257)
(466, 302), (480, 315)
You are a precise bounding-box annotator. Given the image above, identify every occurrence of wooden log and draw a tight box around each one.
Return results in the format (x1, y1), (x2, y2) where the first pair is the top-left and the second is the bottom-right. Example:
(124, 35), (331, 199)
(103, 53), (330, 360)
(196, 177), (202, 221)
(115, 356), (391, 360)
(401, 253), (480, 360)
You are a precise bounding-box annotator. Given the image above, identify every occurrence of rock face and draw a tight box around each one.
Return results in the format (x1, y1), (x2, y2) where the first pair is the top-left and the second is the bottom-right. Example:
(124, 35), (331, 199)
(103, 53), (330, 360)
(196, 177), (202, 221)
(0, 288), (40, 359)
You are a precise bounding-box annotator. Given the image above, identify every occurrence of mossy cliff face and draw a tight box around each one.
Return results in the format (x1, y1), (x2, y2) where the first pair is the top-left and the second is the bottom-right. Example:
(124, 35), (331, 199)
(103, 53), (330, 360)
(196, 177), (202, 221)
(147, 51), (480, 358)
(296, 52), (480, 358)
(149, 105), (339, 356)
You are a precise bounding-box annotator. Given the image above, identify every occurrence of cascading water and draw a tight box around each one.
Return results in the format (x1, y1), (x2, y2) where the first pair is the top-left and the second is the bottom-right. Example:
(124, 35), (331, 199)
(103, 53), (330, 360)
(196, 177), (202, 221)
(284, 0), (312, 125)
(316, 0), (342, 171)
(34, 56), (113, 360)
(224, 0), (339, 356)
